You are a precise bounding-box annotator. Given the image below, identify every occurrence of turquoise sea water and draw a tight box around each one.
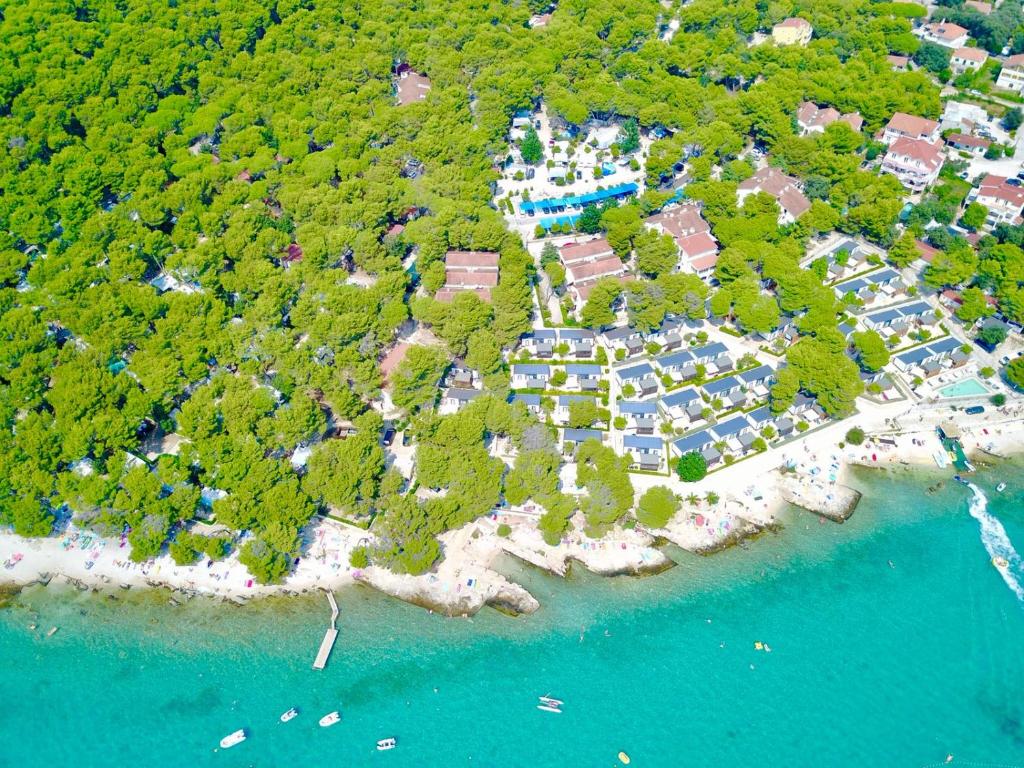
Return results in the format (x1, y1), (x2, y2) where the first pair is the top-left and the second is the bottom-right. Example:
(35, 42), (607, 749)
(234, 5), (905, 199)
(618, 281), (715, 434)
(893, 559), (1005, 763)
(3, 465), (1024, 768)
(937, 378), (990, 398)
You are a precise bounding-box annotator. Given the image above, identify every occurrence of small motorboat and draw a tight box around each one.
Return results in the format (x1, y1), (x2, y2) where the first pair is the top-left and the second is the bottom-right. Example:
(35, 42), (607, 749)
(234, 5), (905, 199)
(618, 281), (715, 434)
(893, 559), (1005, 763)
(537, 695), (562, 713)
(319, 711), (341, 727)
(280, 707), (298, 723)
(996, 482), (1007, 492)
(219, 730), (246, 749)
(993, 556), (1010, 569)
(376, 737), (397, 751)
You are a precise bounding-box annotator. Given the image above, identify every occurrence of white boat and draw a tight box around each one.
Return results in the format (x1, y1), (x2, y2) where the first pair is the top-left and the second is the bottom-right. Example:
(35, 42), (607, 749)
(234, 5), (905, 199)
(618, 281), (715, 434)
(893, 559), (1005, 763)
(376, 737), (397, 751)
(996, 482), (1007, 492)
(319, 711), (341, 727)
(993, 556), (1010, 569)
(219, 730), (246, 749)
(537, 695), (562, 713)
(280, 707), (298, 723)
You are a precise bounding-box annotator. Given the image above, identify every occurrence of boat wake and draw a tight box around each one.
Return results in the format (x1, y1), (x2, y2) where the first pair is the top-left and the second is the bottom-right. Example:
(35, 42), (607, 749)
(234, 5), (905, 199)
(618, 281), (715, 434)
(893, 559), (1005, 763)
(964, 482), (1024, 602)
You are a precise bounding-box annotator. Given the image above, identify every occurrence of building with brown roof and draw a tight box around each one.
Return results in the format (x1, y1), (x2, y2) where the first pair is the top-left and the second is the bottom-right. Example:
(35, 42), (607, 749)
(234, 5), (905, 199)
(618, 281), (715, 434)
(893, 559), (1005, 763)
(946, 133), (990, 156)
(917, 20), (969, 49)
(796, 102), (863, 135)
(558, 237), (626, 303)
(736, 167), (811, 224)
(887, 54), (910, 71)
(437, 249), (499, 302)
(396, 64), (431, 106)
(882, 113), (940, 145)
(969, 174), (1024, 229)
(772, 17), (812, 46)
(559, 238), (616, 266)
(950, 47), (989, 75)
(997, 54), (1024, 93)
(881, 137), (944, 191)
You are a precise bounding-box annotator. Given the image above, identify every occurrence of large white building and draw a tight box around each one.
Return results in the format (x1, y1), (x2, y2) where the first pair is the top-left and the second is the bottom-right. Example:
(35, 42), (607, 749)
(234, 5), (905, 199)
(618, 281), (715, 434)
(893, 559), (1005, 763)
(916, 20), (969, 49)
(881, 137), (944, 192)
(969, 174), (1024, 229)
(736, 167), (810, 225)
(996, 54), (1024, 93)
(881, 113), (940, 145)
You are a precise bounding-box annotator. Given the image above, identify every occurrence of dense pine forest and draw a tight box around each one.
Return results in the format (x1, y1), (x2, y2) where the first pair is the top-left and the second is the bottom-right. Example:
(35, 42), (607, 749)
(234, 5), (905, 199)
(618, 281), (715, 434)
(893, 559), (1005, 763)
(0, 0), (965, 580)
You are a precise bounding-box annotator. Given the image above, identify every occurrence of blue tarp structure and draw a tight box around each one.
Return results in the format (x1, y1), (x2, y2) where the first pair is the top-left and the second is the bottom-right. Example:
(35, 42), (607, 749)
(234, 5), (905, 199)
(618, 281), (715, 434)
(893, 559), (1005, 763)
(521, 182), (639, 215)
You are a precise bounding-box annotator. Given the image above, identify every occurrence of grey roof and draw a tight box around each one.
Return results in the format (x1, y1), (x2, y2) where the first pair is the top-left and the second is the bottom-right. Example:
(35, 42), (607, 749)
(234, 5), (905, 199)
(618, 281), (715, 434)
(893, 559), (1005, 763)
(445, 387), (481, 402)
(511, 394), (541, 407)
(558, 328), (595, 340)
(619, 400), (659, 415)
(637, 455), (662, 469)
(558, 394), (595, 406)
(746, 406), (773, 426)
(711, 416), (751, 439)
(739, 364), (774, 385)
(775, 417), (794, 431)
(513, 364), (550, 375)
(526, 329), (558, 342)
(703, 375), (741, 396)
(728, 391), (746, 405)
(634, 416), (656, 429)
(563, 428), (603, 443)
(604, 325), (639, 342)
(566, 364), (602, 376)
(661, 389), (700, 408)
(701, 445), (721, 462)
(618, 363), (655, 380)
(685, 402), (706, 417)
(691, 341), (728, 361)
(624, 434), (663, 451)
(673, 430), (713, 454)
(738, 432), (757, 447)
(656, 350), (695, 369)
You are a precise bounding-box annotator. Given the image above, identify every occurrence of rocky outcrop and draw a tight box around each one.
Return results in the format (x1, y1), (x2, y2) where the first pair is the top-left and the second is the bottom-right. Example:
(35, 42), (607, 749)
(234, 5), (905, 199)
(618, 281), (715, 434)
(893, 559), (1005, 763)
(354, 566), (539, 618)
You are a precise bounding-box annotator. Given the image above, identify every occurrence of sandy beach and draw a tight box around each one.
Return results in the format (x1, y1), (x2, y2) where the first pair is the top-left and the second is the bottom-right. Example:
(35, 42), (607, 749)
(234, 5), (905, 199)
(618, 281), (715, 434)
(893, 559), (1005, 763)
(3, 402), (1024, 616)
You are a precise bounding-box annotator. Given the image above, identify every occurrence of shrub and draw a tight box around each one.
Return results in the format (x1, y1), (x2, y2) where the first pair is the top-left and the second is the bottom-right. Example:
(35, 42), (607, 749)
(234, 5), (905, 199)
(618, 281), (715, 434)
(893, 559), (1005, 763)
(497, 523), (512, 537)
(991, 393), (1006, 406)
(845, 427), (866, 445)
(676, 451), (708, 482)
(349, 546), (371, 569)
(636, 486), (680, 528)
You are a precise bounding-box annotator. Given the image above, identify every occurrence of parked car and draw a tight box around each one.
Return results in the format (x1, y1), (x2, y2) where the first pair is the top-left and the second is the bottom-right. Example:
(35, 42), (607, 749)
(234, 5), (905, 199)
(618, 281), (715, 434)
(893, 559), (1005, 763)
(965, 405), (985, 415)
(1000, 355), (1011, 366)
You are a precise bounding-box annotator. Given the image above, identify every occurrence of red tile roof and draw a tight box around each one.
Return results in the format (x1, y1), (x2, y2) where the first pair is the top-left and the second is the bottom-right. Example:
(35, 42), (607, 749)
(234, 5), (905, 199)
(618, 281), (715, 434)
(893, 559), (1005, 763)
(567, 254), (626, 282)
(977, 174), (1024, 208)
(444, 269), (499, 287)
(885, 113), (939, 139)
(952, 47), (988, 63)
(914, 239), (939, 263)
(444, 250), (500, 269)
(886, 137), (943, 172)
(737, 167), (811, 218)
(678, 231), (718, 260)
(776, 17), (811, 29)
(435, 287), (492, 302)
(559, 238), (614, 265)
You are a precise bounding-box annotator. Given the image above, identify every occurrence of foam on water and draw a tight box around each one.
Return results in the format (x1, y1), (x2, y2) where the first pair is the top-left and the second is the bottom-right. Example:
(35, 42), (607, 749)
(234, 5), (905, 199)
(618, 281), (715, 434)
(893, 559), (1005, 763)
(964, 481), (1024, 602)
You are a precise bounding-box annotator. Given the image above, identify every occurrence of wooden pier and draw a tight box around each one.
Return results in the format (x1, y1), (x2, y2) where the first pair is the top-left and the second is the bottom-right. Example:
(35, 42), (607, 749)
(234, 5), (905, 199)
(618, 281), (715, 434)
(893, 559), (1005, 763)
(312, 591), (339, 670)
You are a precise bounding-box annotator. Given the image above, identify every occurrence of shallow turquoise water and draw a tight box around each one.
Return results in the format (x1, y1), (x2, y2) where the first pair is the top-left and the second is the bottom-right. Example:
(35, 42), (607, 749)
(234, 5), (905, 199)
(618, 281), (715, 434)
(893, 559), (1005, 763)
(937, 377), (990, 398)
(2, 465), (1024, 767)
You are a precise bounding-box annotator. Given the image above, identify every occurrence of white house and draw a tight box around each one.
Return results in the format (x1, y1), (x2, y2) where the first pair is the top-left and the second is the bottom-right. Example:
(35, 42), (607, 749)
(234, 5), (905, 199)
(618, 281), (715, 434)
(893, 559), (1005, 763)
(881, 137), (943, 192)
(917, 20), (969, 49)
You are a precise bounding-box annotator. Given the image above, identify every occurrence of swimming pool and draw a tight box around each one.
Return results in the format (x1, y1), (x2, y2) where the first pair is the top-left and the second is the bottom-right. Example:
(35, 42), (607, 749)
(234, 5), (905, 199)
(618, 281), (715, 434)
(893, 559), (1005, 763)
(937, 377), (989, 398)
